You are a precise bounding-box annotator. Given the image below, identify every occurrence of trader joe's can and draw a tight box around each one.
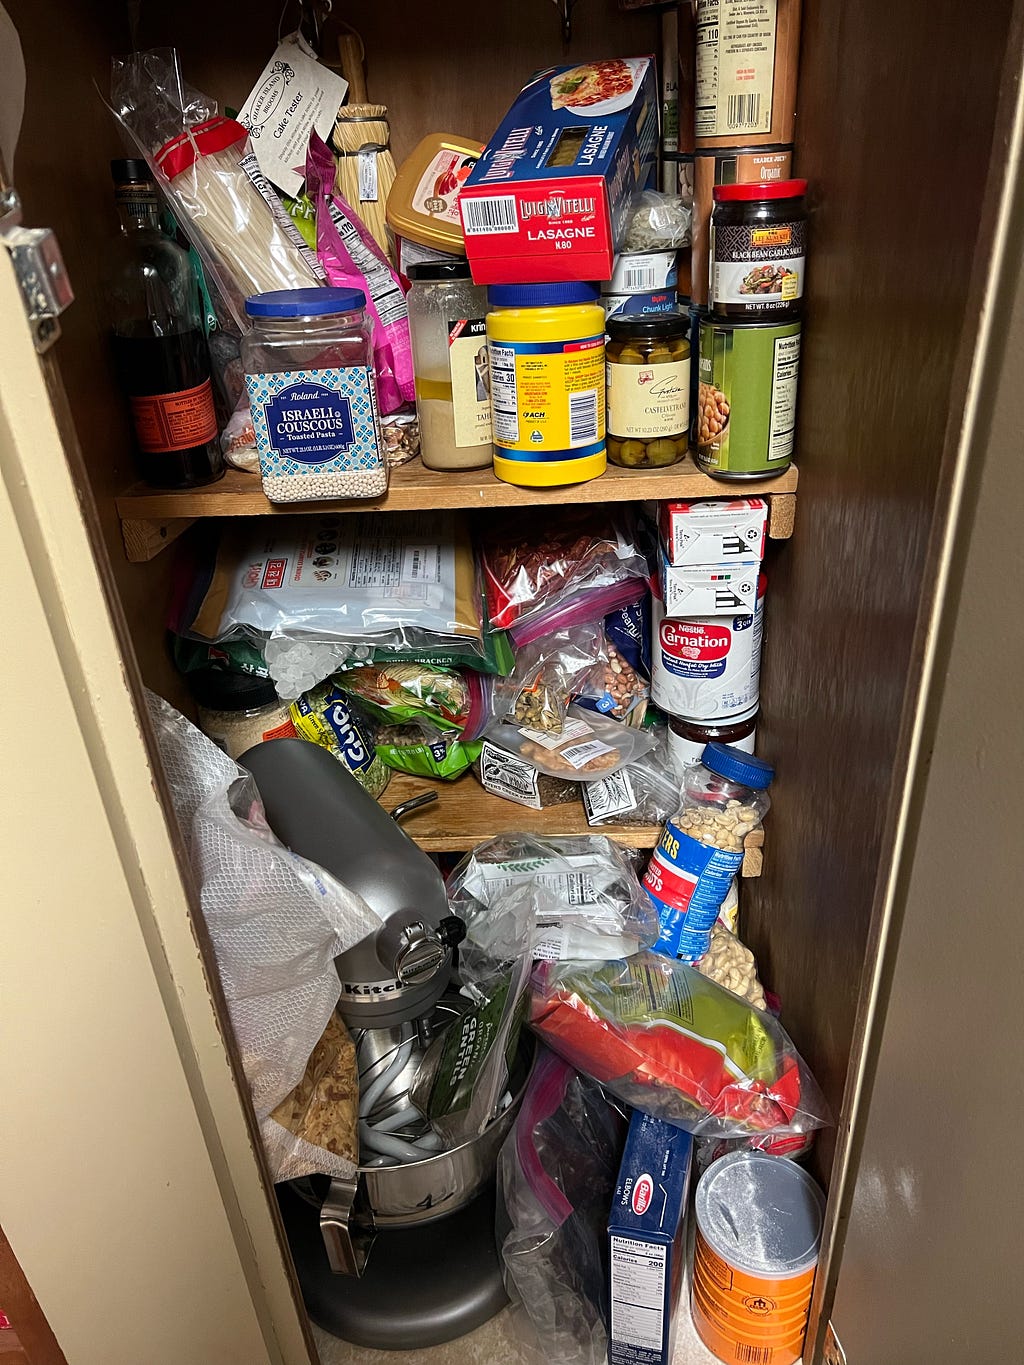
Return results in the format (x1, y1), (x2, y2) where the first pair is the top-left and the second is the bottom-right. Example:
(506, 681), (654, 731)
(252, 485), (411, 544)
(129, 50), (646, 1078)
(651, 576), (765, 723)
(696, 318), (800, 478)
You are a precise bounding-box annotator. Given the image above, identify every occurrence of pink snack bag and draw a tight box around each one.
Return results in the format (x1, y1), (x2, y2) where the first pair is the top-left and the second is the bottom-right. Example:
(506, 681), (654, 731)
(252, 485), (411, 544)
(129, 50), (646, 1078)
(305, 133), (414, 414)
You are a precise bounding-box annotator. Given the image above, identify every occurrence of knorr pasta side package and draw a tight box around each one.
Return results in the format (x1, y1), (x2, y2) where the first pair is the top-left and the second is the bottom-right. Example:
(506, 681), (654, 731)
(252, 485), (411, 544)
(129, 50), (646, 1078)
(460, 57), (658, 284)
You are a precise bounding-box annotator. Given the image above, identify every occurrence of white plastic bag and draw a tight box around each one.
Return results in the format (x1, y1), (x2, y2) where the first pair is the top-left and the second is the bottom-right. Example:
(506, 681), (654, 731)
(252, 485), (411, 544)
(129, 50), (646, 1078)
(147, 691), (380, 1182)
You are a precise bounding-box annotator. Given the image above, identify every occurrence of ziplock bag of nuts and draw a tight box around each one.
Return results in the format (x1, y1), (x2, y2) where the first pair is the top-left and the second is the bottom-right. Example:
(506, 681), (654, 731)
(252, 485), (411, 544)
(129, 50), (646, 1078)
(447, 833), (659, 962)
(497, 1048), (627, 1365)
(486, 705), (656, 781)
(530, 951), (831, 1139)
(479, 507), (649, 640)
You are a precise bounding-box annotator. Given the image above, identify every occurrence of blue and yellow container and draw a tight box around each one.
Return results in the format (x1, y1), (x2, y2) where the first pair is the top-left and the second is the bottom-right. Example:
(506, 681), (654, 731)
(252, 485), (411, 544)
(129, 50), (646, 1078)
(485, 282), (607, 487)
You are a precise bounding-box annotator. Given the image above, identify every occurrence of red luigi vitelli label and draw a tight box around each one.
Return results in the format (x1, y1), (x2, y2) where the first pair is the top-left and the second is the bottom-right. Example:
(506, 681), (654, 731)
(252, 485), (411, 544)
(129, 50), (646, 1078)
(659, 618), (732, 676)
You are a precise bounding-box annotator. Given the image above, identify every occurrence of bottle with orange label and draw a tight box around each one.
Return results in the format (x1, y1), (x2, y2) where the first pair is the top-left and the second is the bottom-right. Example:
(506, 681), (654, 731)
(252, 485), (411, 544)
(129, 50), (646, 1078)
(108, 159), (224, 489)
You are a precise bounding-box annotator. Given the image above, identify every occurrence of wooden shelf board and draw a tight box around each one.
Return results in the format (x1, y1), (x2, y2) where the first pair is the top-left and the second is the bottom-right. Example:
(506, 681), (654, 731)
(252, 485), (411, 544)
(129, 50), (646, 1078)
(378, 770), (763, 875)
(116, 456), (799, 561)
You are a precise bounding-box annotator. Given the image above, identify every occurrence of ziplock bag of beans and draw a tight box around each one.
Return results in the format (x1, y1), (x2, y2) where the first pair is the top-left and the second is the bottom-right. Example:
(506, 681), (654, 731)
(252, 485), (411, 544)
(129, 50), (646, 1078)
(479, 507), (649, 639)
(529, 950), (830, 1138)
(497, 1048), (627, 1365)
(447, 833), (659, 962)
(486, 706), (656, 782)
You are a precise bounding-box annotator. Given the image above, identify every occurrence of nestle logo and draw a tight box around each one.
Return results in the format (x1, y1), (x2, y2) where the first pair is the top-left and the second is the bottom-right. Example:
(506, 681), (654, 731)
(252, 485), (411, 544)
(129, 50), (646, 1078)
(660, 619), (730, 661)
(631, 1173), (654, 1216)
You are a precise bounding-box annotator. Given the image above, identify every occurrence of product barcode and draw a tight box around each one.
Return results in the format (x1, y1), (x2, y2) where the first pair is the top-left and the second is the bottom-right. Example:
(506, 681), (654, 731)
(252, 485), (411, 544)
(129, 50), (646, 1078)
(727, 93), (763, 130)
(735, 1346), (773, 1364)
(623, 265), (658, 291)
(462, 195), (519, 235)
(569, 389), (599, 444)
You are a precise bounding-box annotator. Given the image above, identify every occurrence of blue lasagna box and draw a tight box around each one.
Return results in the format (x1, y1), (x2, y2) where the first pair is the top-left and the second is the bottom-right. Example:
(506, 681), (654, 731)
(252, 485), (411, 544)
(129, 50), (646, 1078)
(459, 57), (658, 283)
(608, 1110), (694, 1365)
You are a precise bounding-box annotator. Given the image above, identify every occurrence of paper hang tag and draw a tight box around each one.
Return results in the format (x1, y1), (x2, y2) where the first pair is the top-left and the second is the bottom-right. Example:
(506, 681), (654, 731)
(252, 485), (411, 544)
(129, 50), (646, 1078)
(358, 148), (379, 202)
(237, 31), (349, 198)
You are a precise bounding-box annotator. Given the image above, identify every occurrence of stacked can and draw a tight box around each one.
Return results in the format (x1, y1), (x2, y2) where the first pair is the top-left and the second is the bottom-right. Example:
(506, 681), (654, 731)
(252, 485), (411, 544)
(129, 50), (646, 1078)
(690, 0), (806, 481)
(650, 497), (768, 768)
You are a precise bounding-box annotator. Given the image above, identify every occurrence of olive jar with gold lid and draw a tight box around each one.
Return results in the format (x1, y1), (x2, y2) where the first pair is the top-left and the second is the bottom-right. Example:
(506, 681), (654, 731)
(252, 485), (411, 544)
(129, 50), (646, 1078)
(605, 313), (690, 468)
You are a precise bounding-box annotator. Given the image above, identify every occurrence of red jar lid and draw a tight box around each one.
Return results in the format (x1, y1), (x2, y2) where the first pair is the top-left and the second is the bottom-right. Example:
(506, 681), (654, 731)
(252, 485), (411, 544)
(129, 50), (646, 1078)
(713, 178), (807, 202)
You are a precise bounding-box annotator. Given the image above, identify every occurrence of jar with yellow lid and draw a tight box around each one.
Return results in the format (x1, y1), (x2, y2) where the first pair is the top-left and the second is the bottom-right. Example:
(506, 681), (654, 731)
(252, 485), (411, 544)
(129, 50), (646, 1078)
(605, 313), (690, 468)
(485, 282), (606, 487)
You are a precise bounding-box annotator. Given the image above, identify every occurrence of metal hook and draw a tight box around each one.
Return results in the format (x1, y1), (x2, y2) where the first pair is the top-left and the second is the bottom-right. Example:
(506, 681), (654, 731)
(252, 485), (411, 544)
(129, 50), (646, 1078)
(388, 791), (439, 823)
(551, 0), (581, 43)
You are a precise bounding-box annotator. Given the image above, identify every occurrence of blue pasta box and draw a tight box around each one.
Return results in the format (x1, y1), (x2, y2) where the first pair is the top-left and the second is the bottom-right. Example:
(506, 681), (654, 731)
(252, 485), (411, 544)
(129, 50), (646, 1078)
(459, 57), (658, 284)
(608, 1110), (694, 1365)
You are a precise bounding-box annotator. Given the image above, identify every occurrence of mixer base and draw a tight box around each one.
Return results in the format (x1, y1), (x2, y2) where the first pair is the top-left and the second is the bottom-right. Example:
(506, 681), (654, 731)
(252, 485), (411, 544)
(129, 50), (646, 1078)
(277, 1179), (509, 1350)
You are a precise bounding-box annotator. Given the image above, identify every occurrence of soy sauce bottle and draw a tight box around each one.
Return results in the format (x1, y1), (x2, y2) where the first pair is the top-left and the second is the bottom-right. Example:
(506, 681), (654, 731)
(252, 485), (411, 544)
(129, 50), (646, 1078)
(108, 159), (224, 488)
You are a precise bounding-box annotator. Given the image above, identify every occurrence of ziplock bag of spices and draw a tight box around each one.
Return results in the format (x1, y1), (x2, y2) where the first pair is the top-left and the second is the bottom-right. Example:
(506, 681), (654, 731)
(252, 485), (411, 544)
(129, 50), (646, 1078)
(494, 623), (607, 734)
(181, 511), (483, 655)
(497, 1048), (626, 1365)
(447, 833), (659, 962)
(529, 950), (830, 1138)
(110, 50), (319, 332)
(411, 882), (534, 1144)
(306, 133), (414, 414)
(479, 508), (649, 639)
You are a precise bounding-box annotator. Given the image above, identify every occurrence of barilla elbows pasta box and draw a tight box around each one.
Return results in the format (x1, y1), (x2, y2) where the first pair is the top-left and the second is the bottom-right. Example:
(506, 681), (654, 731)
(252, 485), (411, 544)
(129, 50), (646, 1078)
(608, 1110), (694, 1365)
(459, 57), (658, 283)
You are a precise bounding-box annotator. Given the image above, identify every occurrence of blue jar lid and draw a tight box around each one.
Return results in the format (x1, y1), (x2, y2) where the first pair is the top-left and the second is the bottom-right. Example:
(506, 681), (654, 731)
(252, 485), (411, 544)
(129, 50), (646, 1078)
(487, 281), (600, 308)
(245, 287), (367, 318)
(701, 742), (775, 790)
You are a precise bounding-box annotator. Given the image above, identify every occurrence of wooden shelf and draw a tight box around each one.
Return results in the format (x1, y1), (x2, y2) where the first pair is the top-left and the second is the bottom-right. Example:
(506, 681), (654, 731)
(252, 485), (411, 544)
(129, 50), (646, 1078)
(117, 456), (798, 561)
(378, 769), (764, 875)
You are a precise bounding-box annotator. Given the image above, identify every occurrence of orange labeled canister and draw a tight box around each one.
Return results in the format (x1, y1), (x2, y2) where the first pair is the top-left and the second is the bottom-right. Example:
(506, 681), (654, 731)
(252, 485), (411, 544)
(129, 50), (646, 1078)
(691, 1151), (825, 1365)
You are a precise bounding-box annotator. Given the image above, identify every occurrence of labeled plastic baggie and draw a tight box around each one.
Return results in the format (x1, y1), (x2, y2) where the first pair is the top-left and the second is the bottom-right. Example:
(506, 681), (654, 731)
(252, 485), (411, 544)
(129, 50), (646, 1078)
(494, 623), (607, 734)
(411, 881), (534, 1144)
(497, 1048), (627, 1365)
(485, 706), (656, 782)
(479, 507), (649, 640)
(447, 834), (659, 962)
(529, 951), (831, 1139)
(582, 735), (682, 827)
(146, 691), (381, 1182)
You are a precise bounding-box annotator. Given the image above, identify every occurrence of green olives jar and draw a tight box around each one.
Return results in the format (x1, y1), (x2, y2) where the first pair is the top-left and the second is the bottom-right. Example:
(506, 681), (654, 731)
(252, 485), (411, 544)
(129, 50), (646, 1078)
(605, 313), (690, 468)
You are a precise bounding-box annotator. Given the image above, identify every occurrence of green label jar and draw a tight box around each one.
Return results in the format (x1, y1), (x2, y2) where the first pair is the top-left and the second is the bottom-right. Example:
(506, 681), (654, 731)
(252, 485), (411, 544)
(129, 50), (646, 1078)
(696, 316), (800, 479)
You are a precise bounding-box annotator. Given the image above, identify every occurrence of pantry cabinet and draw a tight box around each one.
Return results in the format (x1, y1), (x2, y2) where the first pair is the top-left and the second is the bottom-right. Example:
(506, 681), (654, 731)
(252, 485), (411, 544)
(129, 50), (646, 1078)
(1, 1), (1023, 1363)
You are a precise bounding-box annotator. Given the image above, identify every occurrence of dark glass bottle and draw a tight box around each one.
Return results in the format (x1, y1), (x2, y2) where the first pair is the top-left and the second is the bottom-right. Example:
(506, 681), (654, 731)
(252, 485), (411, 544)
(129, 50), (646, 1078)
(108, 158), (224, 488)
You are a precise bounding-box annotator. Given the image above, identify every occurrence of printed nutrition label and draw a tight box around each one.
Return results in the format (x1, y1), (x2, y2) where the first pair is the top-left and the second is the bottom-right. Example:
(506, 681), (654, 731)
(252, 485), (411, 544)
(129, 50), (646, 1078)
(768, 332), (801, 460)
(610, 1236), (667, 1350)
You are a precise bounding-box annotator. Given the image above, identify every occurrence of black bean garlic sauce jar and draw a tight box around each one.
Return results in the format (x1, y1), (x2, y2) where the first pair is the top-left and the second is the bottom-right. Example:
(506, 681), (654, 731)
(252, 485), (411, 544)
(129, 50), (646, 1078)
(605, 313), (691, 469)
(710, 178), (808, 319)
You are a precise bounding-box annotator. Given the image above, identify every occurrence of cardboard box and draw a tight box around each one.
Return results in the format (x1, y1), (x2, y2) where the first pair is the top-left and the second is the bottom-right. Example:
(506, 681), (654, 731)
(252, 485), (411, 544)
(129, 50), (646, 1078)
(659, 497), (768, 566)
(608, 1111), (693, 1365)
(460, 57), (658, 284)
(660, 554), (760, 616)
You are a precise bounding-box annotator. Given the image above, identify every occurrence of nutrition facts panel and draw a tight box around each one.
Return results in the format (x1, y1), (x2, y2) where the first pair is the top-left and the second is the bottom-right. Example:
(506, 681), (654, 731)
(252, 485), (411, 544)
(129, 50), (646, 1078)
(610, 1236), (667, 1349)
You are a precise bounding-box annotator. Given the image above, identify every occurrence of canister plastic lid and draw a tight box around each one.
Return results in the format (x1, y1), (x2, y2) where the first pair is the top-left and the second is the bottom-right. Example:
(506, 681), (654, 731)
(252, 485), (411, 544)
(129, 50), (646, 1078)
(487, 281), (600, 308)
(701, 742), (775, 789)
(110, 158), (152, 183)
(607, 312), (689, 342)
(696, 1152), (825, 1278)
(713, 178), (807, 202)
(188, 669), (280, 712)
(407, 261), (473, 282)
(245, 288), (367, 318)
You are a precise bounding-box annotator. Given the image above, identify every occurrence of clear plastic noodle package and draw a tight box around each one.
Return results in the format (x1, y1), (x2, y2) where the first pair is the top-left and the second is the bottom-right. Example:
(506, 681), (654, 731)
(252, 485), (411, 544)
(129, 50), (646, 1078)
(110, 50), (319, 331)
(448, 834), (659, 962)
(530, 951), (830, 1139)
(146, 691), (380, 1182)
(498, 1049), (626, 1365)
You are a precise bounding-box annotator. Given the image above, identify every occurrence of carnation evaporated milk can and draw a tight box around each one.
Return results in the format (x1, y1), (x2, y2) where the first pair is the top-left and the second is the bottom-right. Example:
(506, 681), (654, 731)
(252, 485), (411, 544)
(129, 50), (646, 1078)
(651, 573), (765, 723)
